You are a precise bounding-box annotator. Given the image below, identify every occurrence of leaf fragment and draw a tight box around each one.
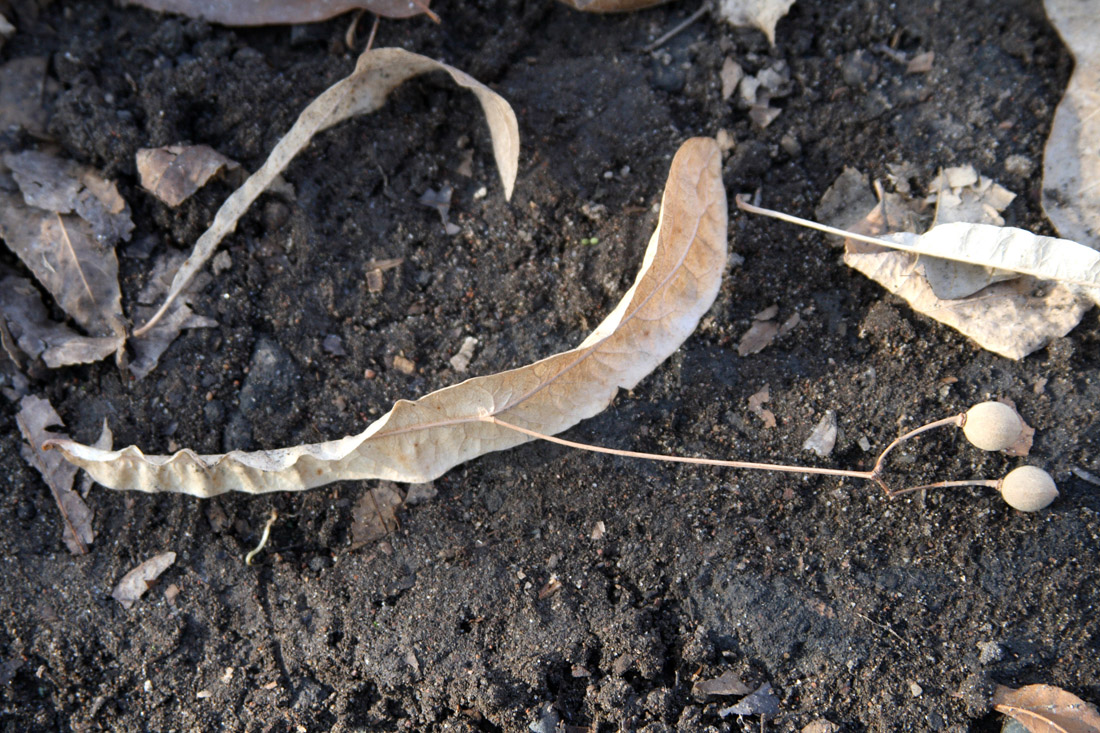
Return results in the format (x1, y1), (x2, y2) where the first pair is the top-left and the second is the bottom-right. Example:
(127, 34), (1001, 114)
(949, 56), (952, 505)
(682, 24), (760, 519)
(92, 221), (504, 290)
(48, 138), (727, 497)
(1042, 0), (1100, 250)
(993, 683), (1100, 733)
(0, 272), (124, 367)
(123, 0), (433, 23)
(136, 144), (239, 208)
(718, 682), (780, 718)
(112, 552), (177, 609)
(16, 395), (95, 554)
(351, 484), (404, 548)
(693, 670), (753, 698)
(135, 47), (520, 336)
(0, 57), (51, 137)
(716, 0), (797, 44)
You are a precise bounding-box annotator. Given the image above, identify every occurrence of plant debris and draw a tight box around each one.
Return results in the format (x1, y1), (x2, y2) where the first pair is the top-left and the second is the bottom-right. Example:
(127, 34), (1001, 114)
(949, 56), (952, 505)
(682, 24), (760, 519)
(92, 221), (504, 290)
(692, 671), (753, 699)
(802, 410), (838, 457)
(15, 395), (95, 555)
(718, 682), (781, 718)
(0, 57), (53, 137)
(716, 0), (797, 44)
(136, 144), (239, 208)
(747, 385), (776, 428)
(47, 138), (726, 497)
(993, 683), (1100, 733)
(123, 0), (434, 23)
(111, 551), (176, 608)
(1042, 0), (1100, 250)
(351, 484), (404, 547)
(134, 47), (520, 337)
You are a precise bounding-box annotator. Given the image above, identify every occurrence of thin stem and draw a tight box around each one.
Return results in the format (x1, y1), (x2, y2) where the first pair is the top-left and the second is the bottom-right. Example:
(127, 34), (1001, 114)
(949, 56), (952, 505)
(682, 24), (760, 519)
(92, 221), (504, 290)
(483, 415), (877, 482)
(643, 5), (708, 53)
(888, 478), (999, 498)
(869, 414), (964, 477)
(735, 194), (909, 250)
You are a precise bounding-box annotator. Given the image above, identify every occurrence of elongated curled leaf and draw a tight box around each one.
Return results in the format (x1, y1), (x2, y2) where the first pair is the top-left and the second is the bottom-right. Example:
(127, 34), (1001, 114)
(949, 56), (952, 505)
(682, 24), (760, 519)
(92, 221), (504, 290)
(124, 0), (432, 22)
(47, 138), (726, 497)
(1042, 0), (1100, 250)
(135, 47), (520, 336)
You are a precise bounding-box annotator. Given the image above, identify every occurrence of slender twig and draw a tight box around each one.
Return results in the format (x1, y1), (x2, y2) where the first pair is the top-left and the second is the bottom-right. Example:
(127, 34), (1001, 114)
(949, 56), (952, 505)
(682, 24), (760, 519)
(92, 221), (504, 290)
(643, 5), (708, 53)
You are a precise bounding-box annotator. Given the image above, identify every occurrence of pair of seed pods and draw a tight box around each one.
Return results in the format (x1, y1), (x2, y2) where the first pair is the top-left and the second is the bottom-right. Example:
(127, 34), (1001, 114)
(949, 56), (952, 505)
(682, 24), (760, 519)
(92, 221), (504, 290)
(961, 402), (1058, 512)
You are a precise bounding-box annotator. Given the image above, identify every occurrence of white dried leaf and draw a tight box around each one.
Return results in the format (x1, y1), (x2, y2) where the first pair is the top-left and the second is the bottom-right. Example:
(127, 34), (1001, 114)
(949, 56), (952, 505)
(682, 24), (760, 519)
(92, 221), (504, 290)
(48, 139), (727, 497)
(1042, 0), (1100, 249)
(112, 552), (176, 609)
(716, 0), (797, 44)
(16, 395), (95, 554)
(136, 47), (520, 336)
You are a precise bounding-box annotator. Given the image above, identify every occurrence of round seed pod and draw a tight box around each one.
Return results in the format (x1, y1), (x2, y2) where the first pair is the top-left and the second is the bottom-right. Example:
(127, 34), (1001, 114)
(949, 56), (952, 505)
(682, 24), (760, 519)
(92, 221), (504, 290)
(999, 466), (1058, 512)
(962, 401), (1022, 452)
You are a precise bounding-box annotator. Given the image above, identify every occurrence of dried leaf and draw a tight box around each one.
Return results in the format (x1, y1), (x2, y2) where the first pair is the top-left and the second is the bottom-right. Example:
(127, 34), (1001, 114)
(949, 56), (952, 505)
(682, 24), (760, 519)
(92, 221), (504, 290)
(719, 682), (780, 718)
(737, 319), (779, 355)
(747, 385), (776, 428)
(993, 683), (1100, 733)
(814, 170), (1099, 359)
(716, 0), (797, 44)
(16, 395), (95, 554)
(112, 552), (176, 609)
(554, 0), (672, 12)
(1042, 0), (1100, 250)
(4, 151), (134, 243)
(351, 484), (404, 547)
(0, 272), (124, 367)
(802, 410), (838, 457)
(135, 47), (519, 336)
(693, 670), (753, 698)
(47, 138), (727, 497)
(129, 252), (217, 380)
(0, 152), (129, 342)
(123, 0), (432, 23)
(0, 57), (51, 137)
(721, 58), (744, 101)
(136, 144), (239, 208)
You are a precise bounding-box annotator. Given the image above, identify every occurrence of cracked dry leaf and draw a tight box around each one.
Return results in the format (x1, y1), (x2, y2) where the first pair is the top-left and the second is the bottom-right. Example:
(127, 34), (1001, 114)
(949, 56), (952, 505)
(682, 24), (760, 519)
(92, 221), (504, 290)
(1042, 0), (1100, 250)
(135, 47), (519, 337)
(112, 552), (176, 609)
(16, 395), (95, 554)
(136, 144), (239, 208)
(993, 683), (1100, 733)
(124, 0), (432, 23)
(0, 272), (123, 367)
(47, 138), (726, 497)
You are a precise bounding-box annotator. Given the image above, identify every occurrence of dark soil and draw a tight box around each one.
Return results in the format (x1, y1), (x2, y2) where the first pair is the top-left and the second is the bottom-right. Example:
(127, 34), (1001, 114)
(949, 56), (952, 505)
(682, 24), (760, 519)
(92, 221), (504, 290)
(2, 0), (1098, 730)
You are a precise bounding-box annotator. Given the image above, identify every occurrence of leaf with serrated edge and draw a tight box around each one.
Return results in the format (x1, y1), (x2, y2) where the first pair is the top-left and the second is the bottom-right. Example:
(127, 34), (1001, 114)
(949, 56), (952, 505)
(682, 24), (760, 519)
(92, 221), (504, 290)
(46, 138), (726, 498)
(993, 683), (1100, 733)
(135, 47), (519, 336)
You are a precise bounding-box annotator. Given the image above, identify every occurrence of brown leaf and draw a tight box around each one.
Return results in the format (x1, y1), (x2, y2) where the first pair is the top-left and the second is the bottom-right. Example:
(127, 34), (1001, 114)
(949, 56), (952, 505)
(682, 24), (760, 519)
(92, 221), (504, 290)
(351, 484), (404, 547)
(993, 683), (1100, 733)
(112, 552), (176, 608)
(134, 47), (519, 336)
(48, 138), (727, 497)
(0, 272), (123, 368)
(16, 395), (95, 554)
(136, 144), (239, 207)
(747, 385), (776, 428)
(123, 0), (432, 23)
